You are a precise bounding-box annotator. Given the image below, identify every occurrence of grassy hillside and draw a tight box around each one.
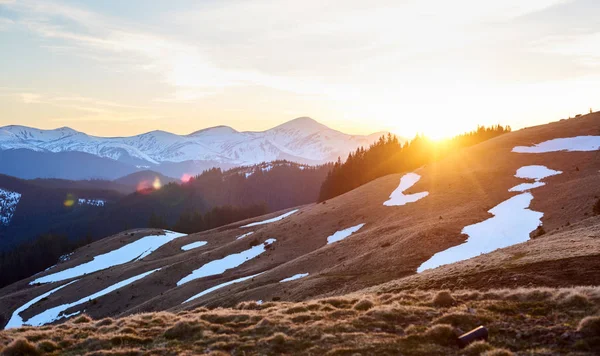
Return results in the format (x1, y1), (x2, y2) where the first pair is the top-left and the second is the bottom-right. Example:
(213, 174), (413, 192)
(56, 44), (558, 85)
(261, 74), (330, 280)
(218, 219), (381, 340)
(1, 286), (599, 355)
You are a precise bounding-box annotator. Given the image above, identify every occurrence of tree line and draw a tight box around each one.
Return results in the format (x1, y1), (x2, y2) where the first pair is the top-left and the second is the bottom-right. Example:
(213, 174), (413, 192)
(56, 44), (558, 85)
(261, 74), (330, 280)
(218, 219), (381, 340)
(149, 203), (268, 234)
(318, 125), (511, 201)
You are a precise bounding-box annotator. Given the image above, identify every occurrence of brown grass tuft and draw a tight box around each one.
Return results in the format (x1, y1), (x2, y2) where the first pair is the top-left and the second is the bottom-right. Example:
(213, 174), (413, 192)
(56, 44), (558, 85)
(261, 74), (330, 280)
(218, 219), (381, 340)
(432, 291), (456, 307)
(163, 321), (200, 340)
(577, 316), (600, 337)
(462, 340), (494, 355)
(1, 338), (40, 356)
(95, 318), (114, 327)
(72, 314), (92, 324)
(481, 348), (514, 356)
(559, 292), (592, 309)
(423, 324), (456, 346)
(353, 299), (374, 311)
(35, 340), (60, 353)
(434, 312), (481, 330)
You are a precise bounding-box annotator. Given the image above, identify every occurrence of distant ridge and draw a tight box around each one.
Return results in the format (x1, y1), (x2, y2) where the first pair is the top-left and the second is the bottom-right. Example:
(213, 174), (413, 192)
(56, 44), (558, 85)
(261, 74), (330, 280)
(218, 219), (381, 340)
(0, 118), (394, 179)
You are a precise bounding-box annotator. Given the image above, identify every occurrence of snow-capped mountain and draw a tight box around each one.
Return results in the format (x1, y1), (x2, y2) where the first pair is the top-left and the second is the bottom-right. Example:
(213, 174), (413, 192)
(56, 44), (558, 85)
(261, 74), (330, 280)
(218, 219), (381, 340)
(0, 188), (21, 226)
(0, 118), (389, 179)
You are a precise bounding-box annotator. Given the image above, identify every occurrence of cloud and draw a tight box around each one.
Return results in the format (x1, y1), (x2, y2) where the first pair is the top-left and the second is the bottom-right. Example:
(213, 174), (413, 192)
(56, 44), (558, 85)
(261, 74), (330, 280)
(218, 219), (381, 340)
(533, 31), (600, 67)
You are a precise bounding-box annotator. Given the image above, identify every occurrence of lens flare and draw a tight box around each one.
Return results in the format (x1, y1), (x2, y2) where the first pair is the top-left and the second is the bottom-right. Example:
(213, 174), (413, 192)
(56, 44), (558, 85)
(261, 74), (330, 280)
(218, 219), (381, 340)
(181, 173), (192, 183)
(152, 177), (162, 190)
(64, 194), (75, 207)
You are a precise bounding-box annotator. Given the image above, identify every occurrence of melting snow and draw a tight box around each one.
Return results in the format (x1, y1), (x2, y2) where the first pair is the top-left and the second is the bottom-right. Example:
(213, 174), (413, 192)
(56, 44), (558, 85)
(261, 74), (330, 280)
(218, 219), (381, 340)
(24, 269), (160, 327)
(509, 165), (562, 192)
(181, 241), (208, 251)
(384, 173), (429, 206)
(417, 193), (542, 272)
(177, 239), (276, 286)
(240, 210), (298, 228)
(78, 198), (106, 207)
(236, 232), (254, 240)
(31, 230), (186, 284)
(280, 273), (309, 282)
(183, 273), (263, 304)
(512, 136), (600, 153)
(418, 165), (563, 272)
(327, 224), (365, 244)
(0, 188), (21, 226)
(5, 280), (78, 329)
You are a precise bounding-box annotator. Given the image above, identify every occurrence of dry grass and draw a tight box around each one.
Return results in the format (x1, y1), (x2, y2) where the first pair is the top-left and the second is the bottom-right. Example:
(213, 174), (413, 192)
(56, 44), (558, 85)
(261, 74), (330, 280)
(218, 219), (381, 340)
(1, 287), (600, 355)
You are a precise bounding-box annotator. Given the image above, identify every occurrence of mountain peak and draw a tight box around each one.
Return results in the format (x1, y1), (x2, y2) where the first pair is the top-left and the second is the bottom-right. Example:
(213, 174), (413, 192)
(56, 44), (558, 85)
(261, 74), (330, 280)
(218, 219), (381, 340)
(187, 125), (239, 137)
(273, 117), (327, 132)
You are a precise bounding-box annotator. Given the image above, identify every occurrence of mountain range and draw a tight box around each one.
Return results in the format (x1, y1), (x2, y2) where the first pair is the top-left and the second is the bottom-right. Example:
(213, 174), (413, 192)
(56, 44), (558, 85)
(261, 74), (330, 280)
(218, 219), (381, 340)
(0, 117), (388, 180)
(1, 114), (600, 355)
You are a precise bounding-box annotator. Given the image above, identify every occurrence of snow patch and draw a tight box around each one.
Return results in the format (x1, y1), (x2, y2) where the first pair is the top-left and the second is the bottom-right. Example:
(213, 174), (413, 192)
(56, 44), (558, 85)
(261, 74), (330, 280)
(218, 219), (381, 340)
(181, 241), (208, 251)
(418, 165), (562, 272)
(24, 269), (159, 327)
(177, 239), (276, 286)
(31, 230), (186, 284)
(280, 273), (309, 282)
(512, 136), (600, 153)
(5, 280), (78, 329)
(183, 273), (263, 304)
(509, 165), (562, 192)
(78, 198), (105, 207)
(417, 193), (542, 272)
(384, 173), (429, 206)
(236, 232), (254, 240)
(240, 210), (298, 228)
(327, 224), (365, 244)
(0, 188), (21, 226)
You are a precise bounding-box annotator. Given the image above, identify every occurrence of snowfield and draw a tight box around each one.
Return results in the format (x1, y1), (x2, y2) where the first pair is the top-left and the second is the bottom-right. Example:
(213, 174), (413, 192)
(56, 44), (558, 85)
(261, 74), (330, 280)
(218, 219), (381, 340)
(384, 173), (429, 206)
(177, 239), (276, 286)
(30, 230), (186, 284)
(327, 224), (365, 244)
(0, 188), (21, 226)
(183, 273), (263, 304)
(78, 198), (106, 207)
(23, 269), (160, 327)
(181, 241), (208, 251)
(512, 136), (600, 153)
(240, 210), (298, 228)
(280, 273), (309, 282)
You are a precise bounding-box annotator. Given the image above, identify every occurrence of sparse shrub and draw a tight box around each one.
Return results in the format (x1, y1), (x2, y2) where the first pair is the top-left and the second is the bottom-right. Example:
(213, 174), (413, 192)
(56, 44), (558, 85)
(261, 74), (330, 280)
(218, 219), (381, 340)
(577, 316), (600, 337)
(353, 299), (374, 311)
(423, 324), (456, 346)
(163, 321), (198, 340)
(482, 349), (514, 356)
(432, 290), (456, 307)
(1, 338), (40, 356)
(463, 340), (493, 356)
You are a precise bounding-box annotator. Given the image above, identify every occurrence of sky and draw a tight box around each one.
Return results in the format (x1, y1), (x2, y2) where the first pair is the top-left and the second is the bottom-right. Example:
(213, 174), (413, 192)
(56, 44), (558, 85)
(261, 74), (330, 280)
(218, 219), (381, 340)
(1, 0), (599, 139)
